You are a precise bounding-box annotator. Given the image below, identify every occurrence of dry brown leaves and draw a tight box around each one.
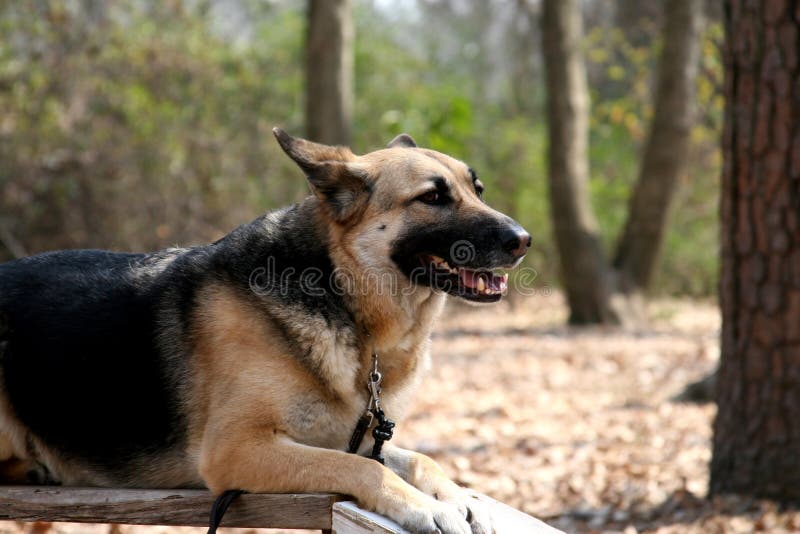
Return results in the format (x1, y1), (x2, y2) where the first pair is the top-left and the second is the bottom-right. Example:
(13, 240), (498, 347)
(401, 293), (800, 533)
(3, 293), (800, 534)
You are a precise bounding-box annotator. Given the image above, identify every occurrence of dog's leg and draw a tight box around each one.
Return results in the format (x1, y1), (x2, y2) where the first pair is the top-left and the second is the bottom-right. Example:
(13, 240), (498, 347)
(199, 429), (472, 534)
(382, 444), (493, 534)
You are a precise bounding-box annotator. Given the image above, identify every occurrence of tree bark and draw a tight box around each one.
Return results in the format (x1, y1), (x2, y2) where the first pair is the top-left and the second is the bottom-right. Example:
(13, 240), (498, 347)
(710, 0), (800, 499)
(614, 0), (705, 292)
(541, 0), (618, 324)
(305, 0), (353, 146)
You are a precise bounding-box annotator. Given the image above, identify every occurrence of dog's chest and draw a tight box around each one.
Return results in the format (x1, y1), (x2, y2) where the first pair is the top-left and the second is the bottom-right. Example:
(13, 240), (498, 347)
(282, 355), (426, 452)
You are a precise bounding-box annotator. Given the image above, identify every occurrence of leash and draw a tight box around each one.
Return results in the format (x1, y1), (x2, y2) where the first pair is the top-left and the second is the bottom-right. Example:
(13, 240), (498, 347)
(347, 352), (396, 463)
(207, 489), (244, 534)
(207, 351), (395, 533)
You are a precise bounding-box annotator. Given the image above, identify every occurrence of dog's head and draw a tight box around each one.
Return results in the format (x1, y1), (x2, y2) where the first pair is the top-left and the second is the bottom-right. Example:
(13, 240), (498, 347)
(274, 129), (530, 304)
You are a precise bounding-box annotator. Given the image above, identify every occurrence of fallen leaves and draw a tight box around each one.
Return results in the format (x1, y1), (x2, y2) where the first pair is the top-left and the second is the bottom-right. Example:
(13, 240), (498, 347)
(395, 294), (800, 533)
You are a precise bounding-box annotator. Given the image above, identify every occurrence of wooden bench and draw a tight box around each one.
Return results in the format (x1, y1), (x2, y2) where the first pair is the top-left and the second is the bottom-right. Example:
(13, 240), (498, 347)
(0, 486), (563, 533)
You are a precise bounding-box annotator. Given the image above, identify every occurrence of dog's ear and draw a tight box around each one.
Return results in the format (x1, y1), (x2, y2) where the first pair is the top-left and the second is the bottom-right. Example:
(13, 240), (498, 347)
(387, 133), (417, 149)
(273, 128), (370, 221)
(273, 128), (356, 169)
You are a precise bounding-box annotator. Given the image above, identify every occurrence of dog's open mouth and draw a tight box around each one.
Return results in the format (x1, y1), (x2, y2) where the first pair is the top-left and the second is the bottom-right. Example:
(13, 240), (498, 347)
(418, 254), (508, 303)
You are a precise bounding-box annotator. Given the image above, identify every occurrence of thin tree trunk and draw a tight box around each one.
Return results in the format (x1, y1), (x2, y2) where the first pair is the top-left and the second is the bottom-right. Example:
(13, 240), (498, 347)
(710, 0), (800, 499)
(614, 0), (705, 292)
(305, 0), (353, 146)
(541, 0), (618, 325)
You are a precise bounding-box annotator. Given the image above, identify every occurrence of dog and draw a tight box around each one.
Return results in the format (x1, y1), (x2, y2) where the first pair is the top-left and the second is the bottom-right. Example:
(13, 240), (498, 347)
(0, 130), (530, 534)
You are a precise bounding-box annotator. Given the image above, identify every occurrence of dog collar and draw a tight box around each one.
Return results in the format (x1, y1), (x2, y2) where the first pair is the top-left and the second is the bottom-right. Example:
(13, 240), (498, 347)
(347, 352), (395, 464)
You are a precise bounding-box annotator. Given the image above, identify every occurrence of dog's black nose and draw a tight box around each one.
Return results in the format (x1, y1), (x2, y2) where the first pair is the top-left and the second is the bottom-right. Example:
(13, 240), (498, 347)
(501, 227), (531, 259)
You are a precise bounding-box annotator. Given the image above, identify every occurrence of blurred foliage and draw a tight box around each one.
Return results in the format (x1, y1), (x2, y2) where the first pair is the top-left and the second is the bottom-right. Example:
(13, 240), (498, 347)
(0, 0), (305, 253)
(0, 0), (722, 296)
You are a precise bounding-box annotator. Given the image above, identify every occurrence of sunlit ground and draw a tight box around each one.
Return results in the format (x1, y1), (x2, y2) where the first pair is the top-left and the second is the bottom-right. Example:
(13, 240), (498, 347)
(3, 293), (799, 533)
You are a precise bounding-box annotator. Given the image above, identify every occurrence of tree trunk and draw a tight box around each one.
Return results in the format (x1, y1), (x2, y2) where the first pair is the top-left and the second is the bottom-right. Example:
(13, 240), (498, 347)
(710, 0), (800, 499)
(305, 0), (353, 146)
(614, 0), (705, 293)
(541, 0), (618, 325)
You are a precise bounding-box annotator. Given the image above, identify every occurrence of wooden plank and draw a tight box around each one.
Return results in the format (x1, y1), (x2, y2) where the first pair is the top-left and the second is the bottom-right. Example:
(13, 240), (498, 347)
(332, 501), (409, 533)
(0, 486), (563, 533)
(0, 486), (341, 530)
(332, 496), (564, 534)
(468, 493), (564, 534)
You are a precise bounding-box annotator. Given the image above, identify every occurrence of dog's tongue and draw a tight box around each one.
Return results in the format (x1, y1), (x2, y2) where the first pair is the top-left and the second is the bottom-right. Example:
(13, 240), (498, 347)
(459, 268), (505, 291)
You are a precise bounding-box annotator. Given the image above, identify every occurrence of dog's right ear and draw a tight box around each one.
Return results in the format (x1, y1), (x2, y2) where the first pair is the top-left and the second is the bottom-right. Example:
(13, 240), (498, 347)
(387, 133), (417, 149)
(273, 128), (369, 222)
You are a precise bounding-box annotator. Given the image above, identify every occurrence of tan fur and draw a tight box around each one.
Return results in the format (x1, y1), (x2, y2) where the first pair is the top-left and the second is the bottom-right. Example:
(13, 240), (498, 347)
(0, 458), (35, 483)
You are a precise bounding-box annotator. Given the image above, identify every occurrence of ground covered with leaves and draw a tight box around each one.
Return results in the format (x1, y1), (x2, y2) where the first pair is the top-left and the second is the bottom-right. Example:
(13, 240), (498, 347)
(412, 294), (800, 533)
(3, 294), (800, 533)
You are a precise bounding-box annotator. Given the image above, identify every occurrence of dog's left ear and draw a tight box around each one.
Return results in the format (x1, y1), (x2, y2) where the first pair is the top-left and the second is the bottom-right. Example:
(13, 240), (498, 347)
(387, 133), (417, 149)
(273, 128), (370, 222)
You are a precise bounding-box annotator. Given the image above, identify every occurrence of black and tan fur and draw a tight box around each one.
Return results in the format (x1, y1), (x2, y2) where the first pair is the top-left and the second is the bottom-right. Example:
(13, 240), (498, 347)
(0, 130), (530, 534)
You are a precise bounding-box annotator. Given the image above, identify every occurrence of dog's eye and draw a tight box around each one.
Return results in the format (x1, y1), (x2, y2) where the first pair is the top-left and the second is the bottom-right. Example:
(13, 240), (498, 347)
(475, 184), (484, 199)
(417, 191), (444, 205)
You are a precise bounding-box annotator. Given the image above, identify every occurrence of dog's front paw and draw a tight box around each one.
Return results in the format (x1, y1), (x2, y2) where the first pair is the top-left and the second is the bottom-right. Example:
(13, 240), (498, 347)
(461, 491), (494, 534)
(440, 489), (493, 534)
(385, 495), (472, 534)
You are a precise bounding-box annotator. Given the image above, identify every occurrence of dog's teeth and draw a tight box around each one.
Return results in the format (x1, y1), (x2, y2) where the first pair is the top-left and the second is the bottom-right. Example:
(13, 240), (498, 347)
(477, 277), (485, 292)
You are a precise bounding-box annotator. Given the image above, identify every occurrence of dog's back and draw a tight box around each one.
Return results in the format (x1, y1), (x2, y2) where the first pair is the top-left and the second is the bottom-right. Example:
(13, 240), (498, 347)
(0, 250), (188, 484)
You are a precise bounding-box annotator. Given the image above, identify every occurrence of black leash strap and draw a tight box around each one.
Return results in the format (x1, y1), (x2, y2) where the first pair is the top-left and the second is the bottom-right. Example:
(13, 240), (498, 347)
(207, 353), (395, 532)
(348, 409), (374, 453)
(208, 489), (244, 534)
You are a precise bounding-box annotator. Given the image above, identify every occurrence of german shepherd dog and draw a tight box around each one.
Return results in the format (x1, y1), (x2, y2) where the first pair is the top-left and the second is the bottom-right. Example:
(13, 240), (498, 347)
(0, 130), (530, 534)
